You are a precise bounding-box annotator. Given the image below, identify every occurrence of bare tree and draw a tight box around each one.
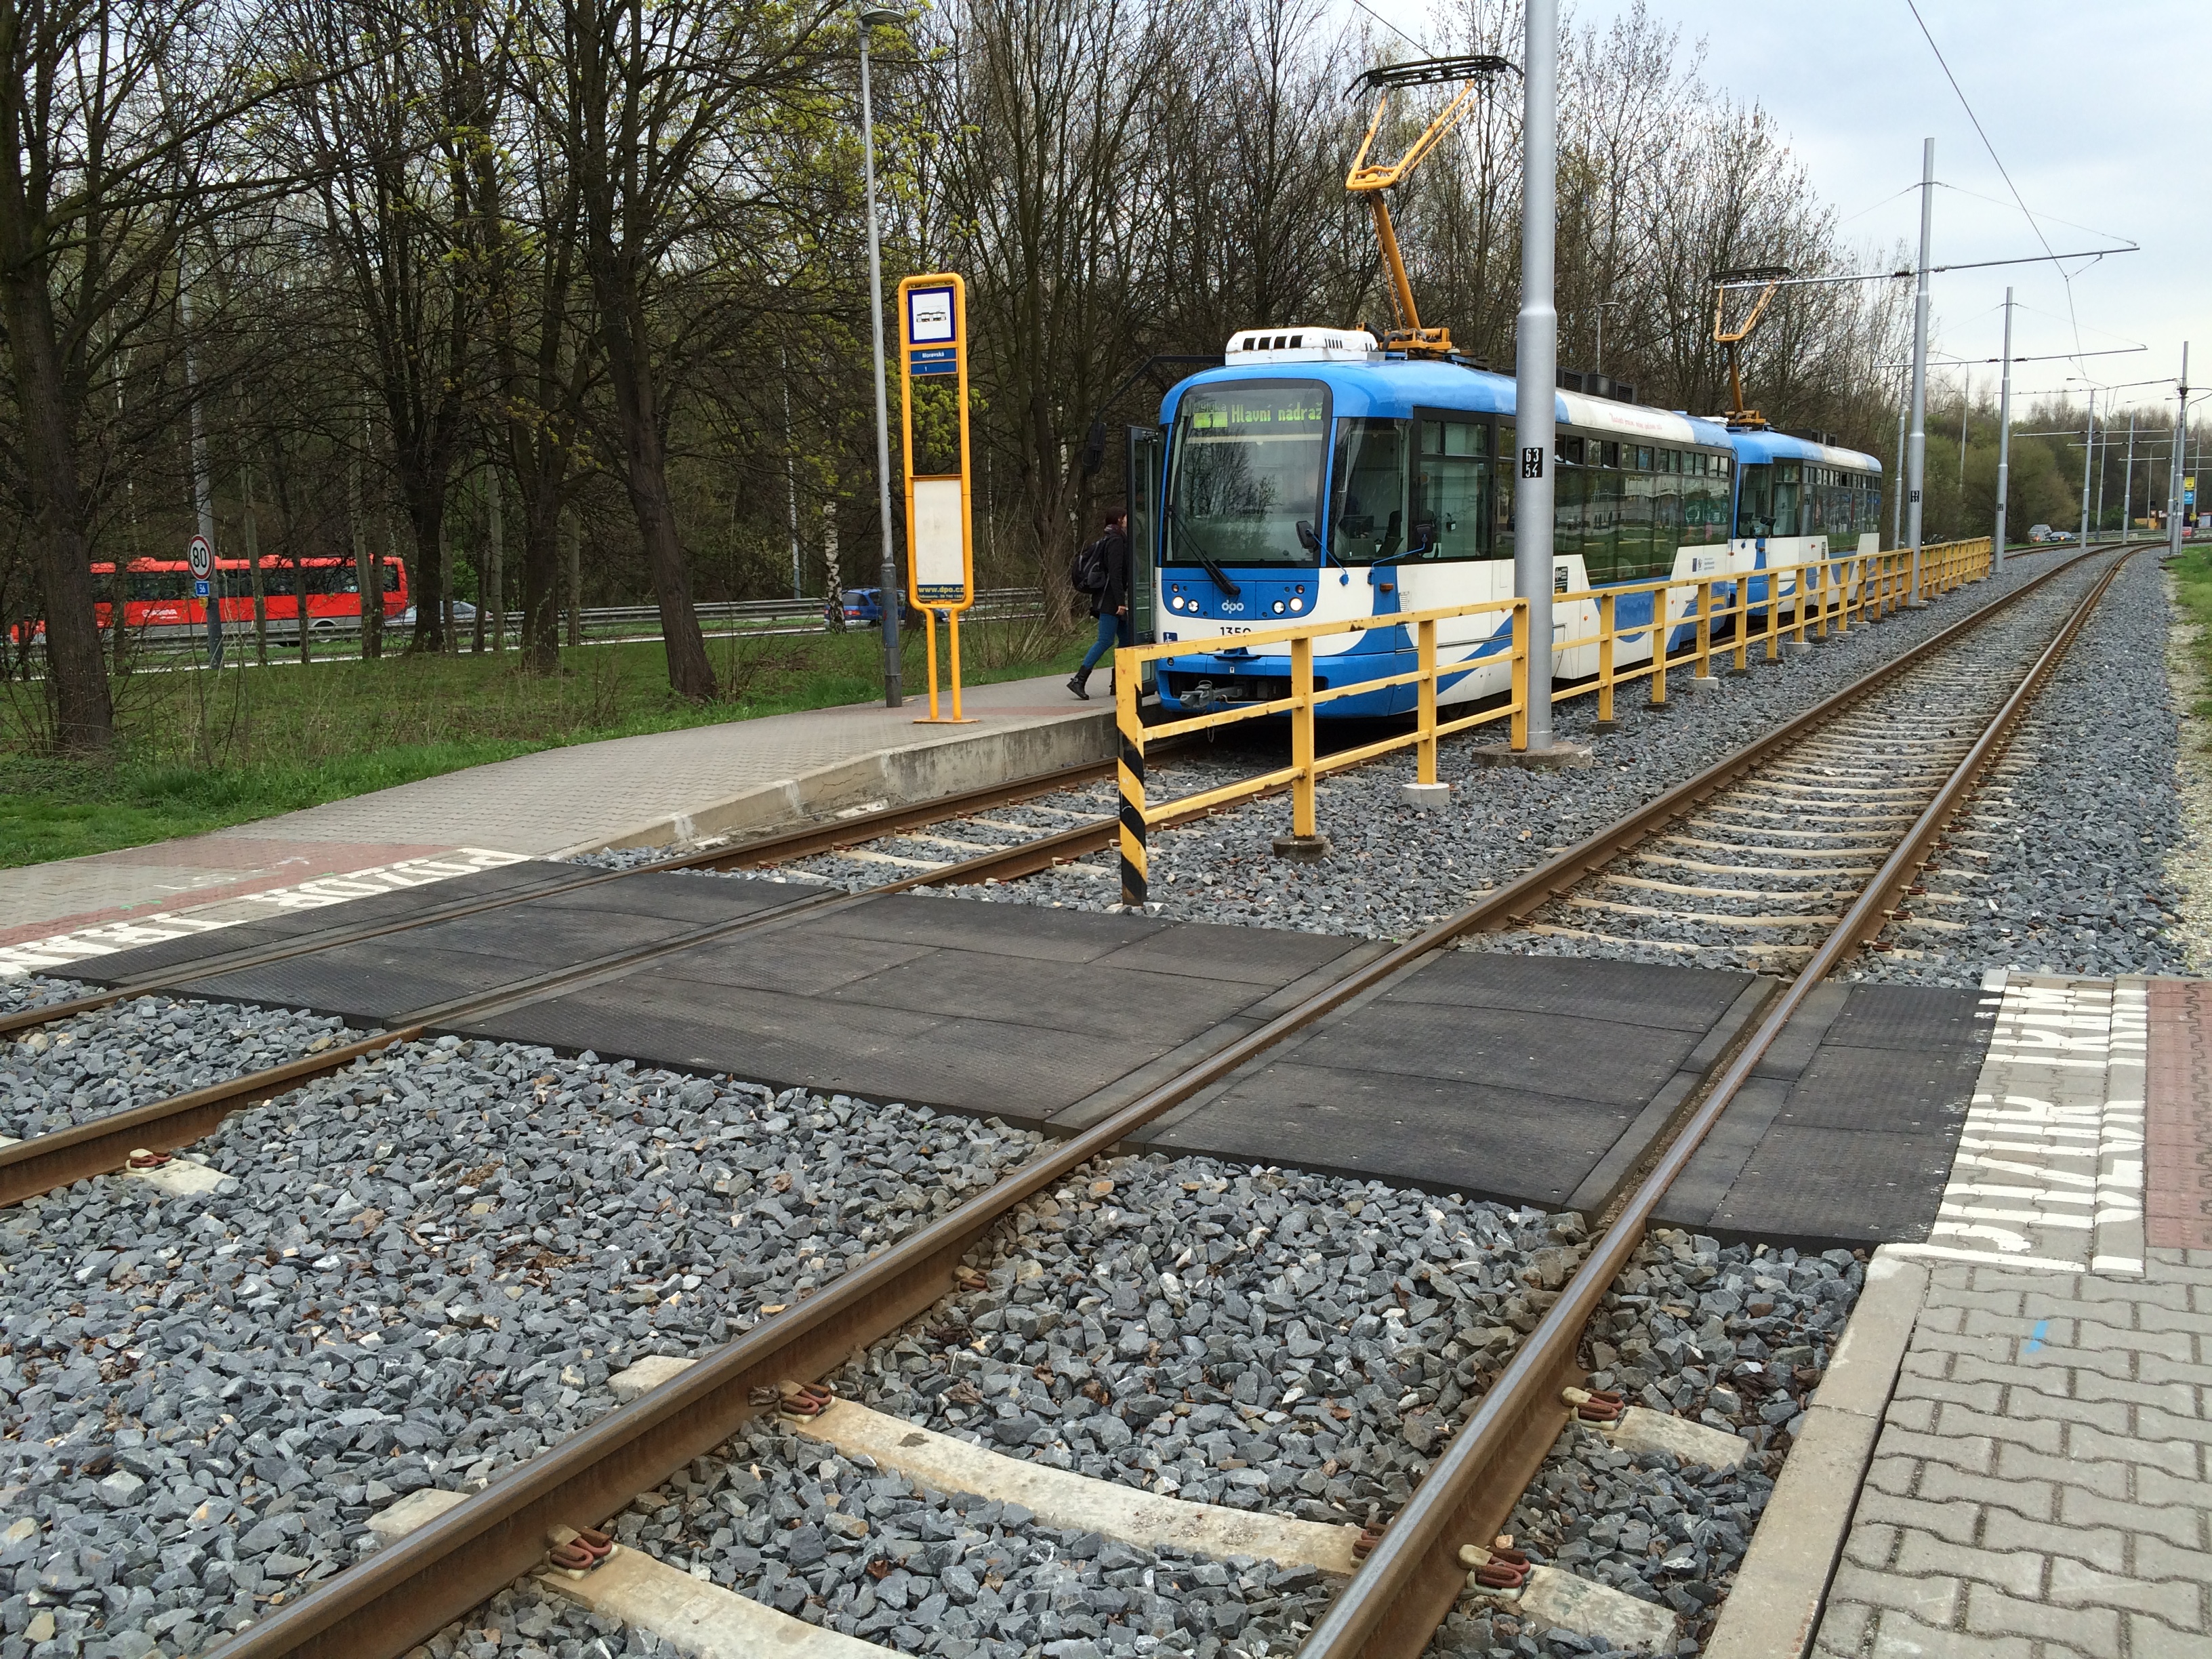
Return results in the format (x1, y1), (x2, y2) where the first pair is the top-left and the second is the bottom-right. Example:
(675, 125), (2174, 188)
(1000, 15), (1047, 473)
(0, 0), (283, 750)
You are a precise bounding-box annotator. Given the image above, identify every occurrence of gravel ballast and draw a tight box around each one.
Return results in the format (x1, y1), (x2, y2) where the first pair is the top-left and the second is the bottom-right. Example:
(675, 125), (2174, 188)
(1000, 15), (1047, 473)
(906, 553), (2095, 943)
(0, 1050), (1034, 1658)
(1845, 547), (2191, 985)
(2, 998), (363, 1140)
(802, 1150), (1856, 1658)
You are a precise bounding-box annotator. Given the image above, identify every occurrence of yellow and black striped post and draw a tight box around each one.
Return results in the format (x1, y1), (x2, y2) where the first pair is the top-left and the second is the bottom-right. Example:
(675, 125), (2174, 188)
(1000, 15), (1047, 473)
(1115, 663), (1147, 908)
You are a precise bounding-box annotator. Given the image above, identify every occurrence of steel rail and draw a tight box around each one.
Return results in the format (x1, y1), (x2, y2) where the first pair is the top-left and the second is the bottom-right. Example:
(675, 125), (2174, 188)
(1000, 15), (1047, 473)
(0, 749), (1166, 1040)
(204, 548), (2118, 1659)
(1296, 545), (2142, 1659)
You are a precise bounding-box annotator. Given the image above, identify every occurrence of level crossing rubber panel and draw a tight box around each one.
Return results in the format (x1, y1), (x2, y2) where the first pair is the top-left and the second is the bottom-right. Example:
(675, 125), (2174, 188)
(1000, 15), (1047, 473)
(1658, 980), (1996, 1250)
(73, 865), (821, 1027)
(1136, 951), (1767, 1214)
(462, 895), (1372, 1128)
(64, 860), (584, 984)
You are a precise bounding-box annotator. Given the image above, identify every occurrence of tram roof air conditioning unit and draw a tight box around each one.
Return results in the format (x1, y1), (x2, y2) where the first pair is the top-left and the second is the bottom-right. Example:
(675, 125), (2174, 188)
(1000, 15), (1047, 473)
(1226, 327), (1381, 364)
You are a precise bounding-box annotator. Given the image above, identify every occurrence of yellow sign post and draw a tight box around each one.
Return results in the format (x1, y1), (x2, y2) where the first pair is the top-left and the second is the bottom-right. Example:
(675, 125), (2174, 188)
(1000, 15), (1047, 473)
(898, 273), (977, 724)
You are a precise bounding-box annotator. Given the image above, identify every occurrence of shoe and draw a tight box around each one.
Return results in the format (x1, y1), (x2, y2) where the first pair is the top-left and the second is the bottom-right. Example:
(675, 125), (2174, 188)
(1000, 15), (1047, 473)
(1067, 672), (1090, 700)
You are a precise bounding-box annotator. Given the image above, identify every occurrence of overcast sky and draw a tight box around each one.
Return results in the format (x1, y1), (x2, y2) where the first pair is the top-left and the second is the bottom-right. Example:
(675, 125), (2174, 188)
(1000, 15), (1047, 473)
(1353, 0), (2209, 423)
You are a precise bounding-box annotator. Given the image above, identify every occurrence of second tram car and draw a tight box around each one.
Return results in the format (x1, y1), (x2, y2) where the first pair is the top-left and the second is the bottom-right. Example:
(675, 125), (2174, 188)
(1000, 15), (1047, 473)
(1133, 329), (1883, 718)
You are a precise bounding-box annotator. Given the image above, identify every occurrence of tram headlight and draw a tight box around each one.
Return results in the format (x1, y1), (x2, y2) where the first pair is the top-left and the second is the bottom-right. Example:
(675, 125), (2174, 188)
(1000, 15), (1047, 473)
(1168, 596), (1185, 611)
(1271, 600), (1286, 615)
(1288, 596), (1304, 612)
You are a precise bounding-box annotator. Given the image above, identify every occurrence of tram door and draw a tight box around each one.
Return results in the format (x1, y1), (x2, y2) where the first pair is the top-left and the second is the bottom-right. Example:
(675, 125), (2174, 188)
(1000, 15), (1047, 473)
(1126, 425), (1163, 696)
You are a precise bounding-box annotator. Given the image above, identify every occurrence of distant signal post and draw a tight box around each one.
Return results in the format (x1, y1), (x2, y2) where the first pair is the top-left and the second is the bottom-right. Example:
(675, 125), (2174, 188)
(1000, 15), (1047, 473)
(898, 273), (977, 724)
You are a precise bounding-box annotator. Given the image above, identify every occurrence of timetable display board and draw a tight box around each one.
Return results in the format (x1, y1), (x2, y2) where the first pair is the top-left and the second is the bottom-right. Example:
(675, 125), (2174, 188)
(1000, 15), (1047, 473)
(898, 275), (975, 611)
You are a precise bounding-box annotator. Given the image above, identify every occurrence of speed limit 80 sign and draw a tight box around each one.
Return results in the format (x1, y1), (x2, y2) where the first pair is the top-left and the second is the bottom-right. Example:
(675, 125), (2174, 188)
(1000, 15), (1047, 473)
(188, 535), (213, 580)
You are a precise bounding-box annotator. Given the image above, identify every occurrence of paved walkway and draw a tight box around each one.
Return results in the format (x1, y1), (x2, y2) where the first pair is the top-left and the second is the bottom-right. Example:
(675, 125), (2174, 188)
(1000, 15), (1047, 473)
(1809, 974), (2212, 1658)
(1, 670), (1103, 975)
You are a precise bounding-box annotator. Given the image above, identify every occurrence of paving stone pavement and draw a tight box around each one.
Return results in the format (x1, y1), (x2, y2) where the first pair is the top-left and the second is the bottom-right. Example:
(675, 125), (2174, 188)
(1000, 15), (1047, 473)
(1812, 1248), (2212, 1658)
(0, 669), (1097, 962)
(1810, 977), (2212, 1658)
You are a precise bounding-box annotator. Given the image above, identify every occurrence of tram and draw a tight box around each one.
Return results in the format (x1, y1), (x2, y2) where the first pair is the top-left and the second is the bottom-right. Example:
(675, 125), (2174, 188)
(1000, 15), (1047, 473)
(1128, 340), (1883, 718)
(1124, 54), (1884, 718)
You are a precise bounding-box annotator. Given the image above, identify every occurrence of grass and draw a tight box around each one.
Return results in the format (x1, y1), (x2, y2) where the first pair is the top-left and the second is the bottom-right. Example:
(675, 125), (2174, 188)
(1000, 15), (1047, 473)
(0, 617), (1090, 868)
(2172, 544), (2212, 723)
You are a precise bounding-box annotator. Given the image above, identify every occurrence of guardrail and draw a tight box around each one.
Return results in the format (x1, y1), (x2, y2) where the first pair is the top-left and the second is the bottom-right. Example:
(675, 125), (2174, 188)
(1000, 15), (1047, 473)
(1109, 537), (1995, 904)
(565, 586), (1044, 634)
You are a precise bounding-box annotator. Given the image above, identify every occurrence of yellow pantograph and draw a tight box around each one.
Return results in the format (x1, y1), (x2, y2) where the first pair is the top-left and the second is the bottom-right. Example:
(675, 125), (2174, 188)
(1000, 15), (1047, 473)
(1710, 266), (1793, 428)
(1344, 56), (1512, 359)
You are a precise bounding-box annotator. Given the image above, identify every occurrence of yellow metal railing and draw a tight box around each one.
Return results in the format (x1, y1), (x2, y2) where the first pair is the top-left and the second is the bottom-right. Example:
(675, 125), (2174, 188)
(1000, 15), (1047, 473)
(1111, 536), (1994, 903)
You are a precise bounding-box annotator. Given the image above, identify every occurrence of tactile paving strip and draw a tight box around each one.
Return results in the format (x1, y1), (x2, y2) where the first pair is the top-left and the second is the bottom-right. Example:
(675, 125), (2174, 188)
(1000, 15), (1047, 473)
(2146, 977), (2212, 1249)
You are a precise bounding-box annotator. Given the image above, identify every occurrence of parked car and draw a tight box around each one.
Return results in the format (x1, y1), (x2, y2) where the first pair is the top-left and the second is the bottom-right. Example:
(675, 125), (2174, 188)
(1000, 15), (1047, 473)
(828, 588), (922, 629)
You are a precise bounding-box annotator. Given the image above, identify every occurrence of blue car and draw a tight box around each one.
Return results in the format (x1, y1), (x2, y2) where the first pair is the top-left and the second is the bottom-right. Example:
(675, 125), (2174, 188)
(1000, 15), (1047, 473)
(829, 588), (922, 629)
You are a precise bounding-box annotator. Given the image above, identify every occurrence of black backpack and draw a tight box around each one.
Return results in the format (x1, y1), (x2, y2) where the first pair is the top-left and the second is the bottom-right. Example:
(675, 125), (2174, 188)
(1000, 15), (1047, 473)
(1072, 534), (1109, 594)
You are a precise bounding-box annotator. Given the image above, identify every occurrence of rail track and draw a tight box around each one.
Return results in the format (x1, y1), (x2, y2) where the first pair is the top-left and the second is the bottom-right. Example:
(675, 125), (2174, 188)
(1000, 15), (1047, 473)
(0, 745), (1262, 1201)
(86, 542), (2118, 1659)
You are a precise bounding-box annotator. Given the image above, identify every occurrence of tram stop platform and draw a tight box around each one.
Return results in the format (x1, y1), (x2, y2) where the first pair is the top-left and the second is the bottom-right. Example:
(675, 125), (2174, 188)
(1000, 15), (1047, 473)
(0, 669), (1109, 979)
(1708, 973), (2212, 1659)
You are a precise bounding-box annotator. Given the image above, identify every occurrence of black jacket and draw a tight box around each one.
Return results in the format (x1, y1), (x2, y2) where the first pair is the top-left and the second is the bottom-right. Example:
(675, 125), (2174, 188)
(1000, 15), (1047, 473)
(1090, 526), (1131, 617)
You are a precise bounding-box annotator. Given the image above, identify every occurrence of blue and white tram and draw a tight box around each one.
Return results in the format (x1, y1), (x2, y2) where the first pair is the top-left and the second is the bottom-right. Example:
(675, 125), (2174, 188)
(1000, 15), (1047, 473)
(1132, 328), (1882, 718)
(1723, 426), (1886, 608)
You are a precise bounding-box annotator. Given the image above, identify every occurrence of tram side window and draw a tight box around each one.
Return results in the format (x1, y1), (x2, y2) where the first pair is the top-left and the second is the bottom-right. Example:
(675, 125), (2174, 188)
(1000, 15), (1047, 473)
(1330, 419), (1410, 563)
(1860, 482), (1882, 535)
(1413, 419), (1493, 560)
(1682, 458), (1730, 546)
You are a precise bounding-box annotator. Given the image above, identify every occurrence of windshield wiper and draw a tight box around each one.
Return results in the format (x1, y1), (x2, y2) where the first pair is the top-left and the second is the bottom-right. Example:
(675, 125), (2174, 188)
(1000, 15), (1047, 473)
(1167, 506), (1243, 598)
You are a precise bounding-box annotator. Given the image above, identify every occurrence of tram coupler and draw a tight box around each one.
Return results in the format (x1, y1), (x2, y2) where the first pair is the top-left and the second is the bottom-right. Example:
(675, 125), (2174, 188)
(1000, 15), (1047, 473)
(1562, 1386), (1626, 1423)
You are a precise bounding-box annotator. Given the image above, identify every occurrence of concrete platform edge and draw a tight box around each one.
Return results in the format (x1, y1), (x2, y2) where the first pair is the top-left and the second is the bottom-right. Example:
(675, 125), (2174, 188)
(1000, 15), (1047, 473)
(553, 705), (1116, 857)
(1702, 1248), (1930, 1659)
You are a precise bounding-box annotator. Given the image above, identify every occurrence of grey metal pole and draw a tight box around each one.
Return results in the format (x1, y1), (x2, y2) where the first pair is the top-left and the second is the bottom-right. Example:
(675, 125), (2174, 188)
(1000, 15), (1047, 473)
(2173, 344), (2190, 559)
(1992, 286), (2011, 571)
(1892, 378), (1907, 548)
(1513, 0), (1558, 751)
(1904, 137), (1933, 603)
(2121, 413), (2135, 544)
(859, 18), (901, 705)
(2093, 418), (2106, 535)
(2078, 388), (2095, 546)
(179, 265), (224, 670)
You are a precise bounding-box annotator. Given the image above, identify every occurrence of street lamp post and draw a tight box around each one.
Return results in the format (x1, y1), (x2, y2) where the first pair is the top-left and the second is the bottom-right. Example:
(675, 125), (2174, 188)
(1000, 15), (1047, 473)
(1904, 136), (1933, 605)
(858, 7), (905, 707)
(2174, 345), (2191, 560)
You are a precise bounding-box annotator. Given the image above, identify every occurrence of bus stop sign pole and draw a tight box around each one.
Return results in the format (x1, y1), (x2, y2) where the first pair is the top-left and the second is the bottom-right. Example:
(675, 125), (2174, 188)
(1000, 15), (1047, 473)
(899, 274), (978, 725)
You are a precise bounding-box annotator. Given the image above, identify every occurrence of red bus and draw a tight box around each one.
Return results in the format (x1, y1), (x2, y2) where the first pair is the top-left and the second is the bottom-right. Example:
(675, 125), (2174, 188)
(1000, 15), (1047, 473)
(87, 556), (411, 640)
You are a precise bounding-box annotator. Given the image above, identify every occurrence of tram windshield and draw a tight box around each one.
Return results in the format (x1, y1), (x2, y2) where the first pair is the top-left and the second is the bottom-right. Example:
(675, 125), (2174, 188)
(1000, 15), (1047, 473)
(1165, 381), (1328, 567)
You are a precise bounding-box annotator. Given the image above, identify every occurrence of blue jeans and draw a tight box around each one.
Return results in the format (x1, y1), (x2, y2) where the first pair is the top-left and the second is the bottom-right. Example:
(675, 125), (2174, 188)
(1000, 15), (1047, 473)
(1080, 609), (1131, 674)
